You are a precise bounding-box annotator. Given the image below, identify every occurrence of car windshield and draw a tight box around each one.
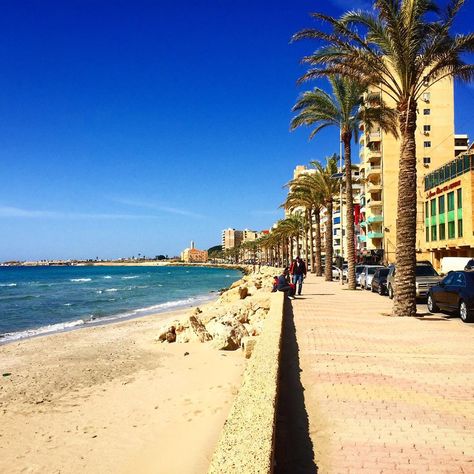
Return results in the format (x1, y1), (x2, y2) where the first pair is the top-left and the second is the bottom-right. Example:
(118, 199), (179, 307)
(368, 267), (383, 275)
(355, 266), (364, 274)
(415, 265), (438, 276)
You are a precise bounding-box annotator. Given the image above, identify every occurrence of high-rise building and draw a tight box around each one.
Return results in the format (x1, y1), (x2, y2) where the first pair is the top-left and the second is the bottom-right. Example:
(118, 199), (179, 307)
(221, 228), (244, 250)
(358, 76), (457, 264)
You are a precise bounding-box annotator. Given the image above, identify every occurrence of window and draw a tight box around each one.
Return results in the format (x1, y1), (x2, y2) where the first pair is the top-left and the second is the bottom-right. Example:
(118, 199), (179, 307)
(458, 219), (463, 238)
(423, 157), (431, 165)
(448, 191), (455, 211)
(423, 109), (431, 115)
(423, 125), (431, 133)
(448, 221), (455, 239)
(424, 141), (431, 148)
(430, 199), (436, 216)
(438, 195), (445, 214)
(439, 223), (445, 240)
(457, 189), (462, 209)
(453, 272), (465, 287)
(426, 227), (430, 242)
(431, 225), (437, 241)
(425, 201), (429, 218)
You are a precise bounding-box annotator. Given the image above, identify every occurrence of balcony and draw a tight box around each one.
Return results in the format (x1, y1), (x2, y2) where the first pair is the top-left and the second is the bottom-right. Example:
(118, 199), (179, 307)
(368, 131), (381, 142)
(367, 231), (384, 239)
(367, 182), (383, 193)
(367, 199), (383, 208)
(360, 221), (368, 228)
(358, 235), (367, 242)
(367, 149), (382, 161)
(367, 214), (383, 224)
(366, 165), (381, 179)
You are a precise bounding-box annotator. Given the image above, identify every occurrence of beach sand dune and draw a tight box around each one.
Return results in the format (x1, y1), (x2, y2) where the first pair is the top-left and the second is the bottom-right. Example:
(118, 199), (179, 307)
(0, 309), (245, 473)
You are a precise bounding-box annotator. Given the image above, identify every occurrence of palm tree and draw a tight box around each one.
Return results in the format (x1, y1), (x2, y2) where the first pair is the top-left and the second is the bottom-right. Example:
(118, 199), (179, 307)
(293, 0), (474, 316)
(303, 155), (340, 281)
(291, 76), (397, 289)
(282, 188), (312, 266)
(283, 178), (325, 275)
(273, 215), (305, 265)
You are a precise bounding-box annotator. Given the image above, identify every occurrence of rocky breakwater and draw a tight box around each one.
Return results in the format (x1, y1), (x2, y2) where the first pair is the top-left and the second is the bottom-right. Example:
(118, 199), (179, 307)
(156, 267), (277, 353)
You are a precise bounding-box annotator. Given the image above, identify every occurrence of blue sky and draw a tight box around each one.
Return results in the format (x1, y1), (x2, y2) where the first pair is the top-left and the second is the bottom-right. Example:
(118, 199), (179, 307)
(1, 0), (473, 260)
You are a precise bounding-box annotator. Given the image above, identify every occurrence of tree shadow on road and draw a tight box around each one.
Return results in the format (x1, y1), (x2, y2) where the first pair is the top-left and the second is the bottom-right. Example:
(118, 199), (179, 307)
(274, 300), (317, 473)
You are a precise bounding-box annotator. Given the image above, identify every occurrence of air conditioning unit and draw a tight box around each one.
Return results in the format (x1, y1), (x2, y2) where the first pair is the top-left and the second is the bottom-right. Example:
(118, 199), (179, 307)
(422, 93), (430, 102)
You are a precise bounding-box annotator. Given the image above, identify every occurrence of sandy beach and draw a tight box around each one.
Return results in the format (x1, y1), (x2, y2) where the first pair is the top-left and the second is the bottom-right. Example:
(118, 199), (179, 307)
(0, 306), (245, 474)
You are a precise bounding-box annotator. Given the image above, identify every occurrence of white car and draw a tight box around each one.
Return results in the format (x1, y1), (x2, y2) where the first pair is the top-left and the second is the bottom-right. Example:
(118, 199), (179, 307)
(360, 265), (385, 290)
(332, 266), (342, 279)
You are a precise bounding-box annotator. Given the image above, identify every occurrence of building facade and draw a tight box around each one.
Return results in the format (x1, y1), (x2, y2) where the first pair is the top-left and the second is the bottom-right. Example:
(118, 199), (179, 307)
(422, 152), (474, 270)
(181, 241), (208, 263)
(359, 76), (457, 264)
(221, 228), (244, 250)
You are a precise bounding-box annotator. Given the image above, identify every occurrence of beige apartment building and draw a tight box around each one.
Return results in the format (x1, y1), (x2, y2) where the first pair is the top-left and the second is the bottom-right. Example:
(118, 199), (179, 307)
(359, 76), (457, 264)
(221, 228), (244, 250)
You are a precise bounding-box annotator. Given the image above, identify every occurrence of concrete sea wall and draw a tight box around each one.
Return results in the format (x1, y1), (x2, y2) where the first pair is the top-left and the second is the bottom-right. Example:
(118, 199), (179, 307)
(208, 291), (285, 473)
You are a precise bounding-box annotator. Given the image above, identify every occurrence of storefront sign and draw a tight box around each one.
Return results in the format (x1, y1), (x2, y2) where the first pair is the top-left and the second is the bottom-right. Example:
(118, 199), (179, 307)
(426, 180), (461, 199)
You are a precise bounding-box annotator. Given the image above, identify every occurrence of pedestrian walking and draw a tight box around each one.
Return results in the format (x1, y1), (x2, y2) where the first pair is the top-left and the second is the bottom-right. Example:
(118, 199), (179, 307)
(290, 256), (307, 296)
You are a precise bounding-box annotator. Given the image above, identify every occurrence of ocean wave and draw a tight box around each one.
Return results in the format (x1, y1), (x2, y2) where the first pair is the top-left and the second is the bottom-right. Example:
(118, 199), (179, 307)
(0, 319), (86, 343)
(103, 276), (112, 279)
(0, 283), (17, 287)
(122, 276), (139, 280)
(0, 293), (218, 344)
(105, 288), (119, 292)
(70, 278), (92, 282)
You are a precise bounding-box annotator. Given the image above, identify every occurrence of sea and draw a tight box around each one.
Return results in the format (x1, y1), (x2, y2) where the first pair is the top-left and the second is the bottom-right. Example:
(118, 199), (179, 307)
(0, 265), (242, 344)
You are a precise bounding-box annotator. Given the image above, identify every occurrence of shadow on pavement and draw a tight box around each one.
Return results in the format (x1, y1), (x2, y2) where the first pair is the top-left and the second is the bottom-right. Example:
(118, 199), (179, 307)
(274, 300), (317, 474)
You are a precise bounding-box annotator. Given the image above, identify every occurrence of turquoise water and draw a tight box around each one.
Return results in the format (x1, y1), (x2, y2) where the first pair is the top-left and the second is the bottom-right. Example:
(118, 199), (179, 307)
(0, 265), (242, 343)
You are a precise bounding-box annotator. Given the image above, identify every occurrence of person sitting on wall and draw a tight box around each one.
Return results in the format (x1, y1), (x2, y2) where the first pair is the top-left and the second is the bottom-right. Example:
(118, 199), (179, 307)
(274, 268), (296, 299)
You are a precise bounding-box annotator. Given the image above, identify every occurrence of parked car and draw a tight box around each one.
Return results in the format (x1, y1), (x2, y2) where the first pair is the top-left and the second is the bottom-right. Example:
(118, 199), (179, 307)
(355, 265), (365, 286)
(464, 259), (474, 271)
(371, 268), (390, 295)
(360, 265), (385, 290)
(387, 263), (441, 299)
(332, 266), (341, 279)
(427, 271), (474, 323)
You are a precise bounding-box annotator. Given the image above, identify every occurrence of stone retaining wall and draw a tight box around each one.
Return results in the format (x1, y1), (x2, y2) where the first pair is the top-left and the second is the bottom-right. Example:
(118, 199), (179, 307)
(208, 291), (285, 474)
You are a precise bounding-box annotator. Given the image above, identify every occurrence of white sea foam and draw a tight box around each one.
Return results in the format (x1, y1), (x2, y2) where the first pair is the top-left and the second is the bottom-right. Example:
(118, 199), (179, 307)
(70, 278), (92, 282)
(64, 303), (72, 306)
(103, 276), (112, 279)
(0, 283), (17, 287)
(0, 319), (85, 343)
(0, 290), (219, 345)
(105, 288), (119, 292)
(122, 276), (139, 280)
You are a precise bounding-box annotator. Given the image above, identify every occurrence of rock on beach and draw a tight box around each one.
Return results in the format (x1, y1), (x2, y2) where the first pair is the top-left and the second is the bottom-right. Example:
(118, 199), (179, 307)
(156, 266), (276, 352)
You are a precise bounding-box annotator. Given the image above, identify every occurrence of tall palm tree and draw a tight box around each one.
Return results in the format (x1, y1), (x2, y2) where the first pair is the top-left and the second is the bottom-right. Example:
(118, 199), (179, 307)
(284, 177), (325, 276)
(275, 214), (305, 263)
(302, 155), (340, 281)
(282, 188), (312, 268)
(291, 76), (397, 289)
(293, 0), (474, 316)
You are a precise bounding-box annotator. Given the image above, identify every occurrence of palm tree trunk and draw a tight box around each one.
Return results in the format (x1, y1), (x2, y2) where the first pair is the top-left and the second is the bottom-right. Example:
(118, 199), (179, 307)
(393, 99), (417, 317)
(325, 201), (333, 281)
(288, 238), (293, 265)
(343, 134), (356, 290)
(307, 208), (315, 273)
(314, 208), (322, 276)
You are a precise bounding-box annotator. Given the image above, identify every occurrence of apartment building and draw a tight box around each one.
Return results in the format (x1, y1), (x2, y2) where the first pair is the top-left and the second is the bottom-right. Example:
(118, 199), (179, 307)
(358, 76), (456, 264)
(221, 228), (244, 250)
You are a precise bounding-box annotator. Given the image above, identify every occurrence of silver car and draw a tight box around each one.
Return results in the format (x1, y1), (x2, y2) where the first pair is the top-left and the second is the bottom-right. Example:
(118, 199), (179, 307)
(360, 265), (385, 290)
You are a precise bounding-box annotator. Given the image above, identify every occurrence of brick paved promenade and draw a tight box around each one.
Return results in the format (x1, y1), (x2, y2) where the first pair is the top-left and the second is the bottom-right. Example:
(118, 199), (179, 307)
(291, 275), (474, 473)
